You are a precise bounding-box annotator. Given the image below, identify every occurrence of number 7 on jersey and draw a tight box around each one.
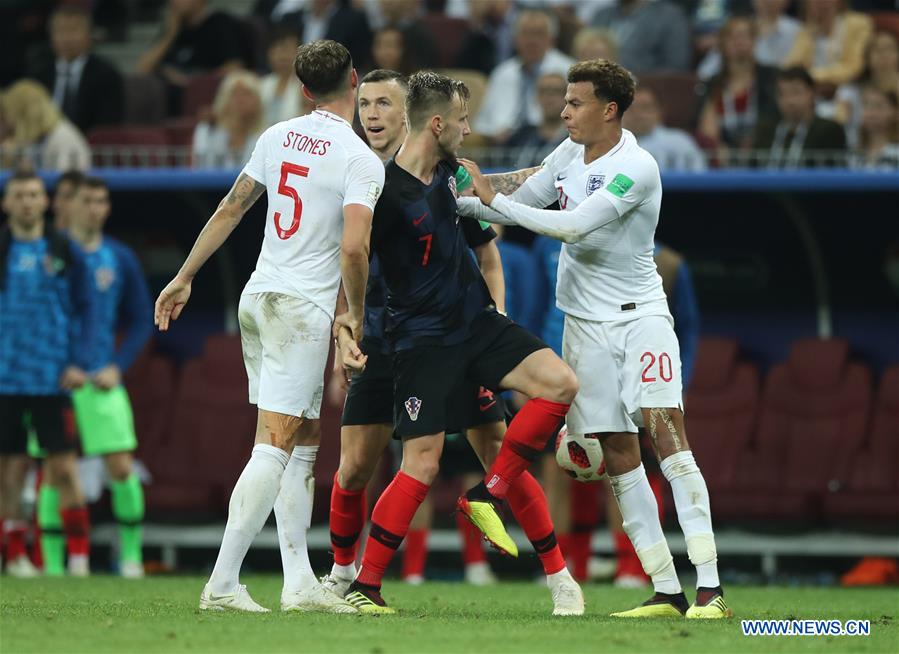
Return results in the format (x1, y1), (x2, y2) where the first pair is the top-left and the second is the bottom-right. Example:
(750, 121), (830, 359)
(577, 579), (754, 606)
(274, 162), (309, 240)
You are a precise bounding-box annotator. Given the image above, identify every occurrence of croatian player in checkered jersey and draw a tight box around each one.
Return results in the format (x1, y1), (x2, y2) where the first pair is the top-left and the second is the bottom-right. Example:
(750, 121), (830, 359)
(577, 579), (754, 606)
(459, 59), (732, 620)
(155, 40), (383, 613)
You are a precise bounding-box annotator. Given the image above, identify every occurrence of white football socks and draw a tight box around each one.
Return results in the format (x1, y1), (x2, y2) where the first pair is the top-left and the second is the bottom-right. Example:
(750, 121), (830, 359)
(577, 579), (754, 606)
(274, 445), (319, 595)
(207, 444), (289, 595)
(609, 463), (682, 595)
(660, 450), (720, 589)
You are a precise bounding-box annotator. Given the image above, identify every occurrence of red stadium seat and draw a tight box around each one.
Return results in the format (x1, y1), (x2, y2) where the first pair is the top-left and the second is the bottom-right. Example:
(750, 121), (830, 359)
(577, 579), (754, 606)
(824, 365), (899, 523)
(125, 349), (177, 468)
(87, 126), (170, 167)
(684, 338), (760, 498)
(421, 15), (472, 68)
(714, 338), (873, 523)
(182, 72), (223, 120)
(636, 72), (698, 131)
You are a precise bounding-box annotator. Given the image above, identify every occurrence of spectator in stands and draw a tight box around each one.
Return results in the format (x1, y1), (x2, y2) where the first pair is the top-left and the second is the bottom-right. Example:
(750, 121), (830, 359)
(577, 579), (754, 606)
(785, 0), (873, 89)
(506, 72), (569, 168)
(834, 31), (899, 148)
(697, 0), (801, 80)
(571, 27), (618, 63)
(191, 71), (264, 169)
(587, 0), (691, 72)
(0, 80), (91, 172)
(455, 0), (517, 76)
(625, 87), (707, 171)
(474, 10), (573, 144)
(697, 16), (779, 160)
(28, 6), (124, 134)
(852, 86), (899, 169)
(370, 28), (416, 76)
(753, 67), (847, 168)
(378, 0), (435, 69)
(259, 27), (306, 127)
(254, 0), (372, 71)
(137, 0), (245, 116)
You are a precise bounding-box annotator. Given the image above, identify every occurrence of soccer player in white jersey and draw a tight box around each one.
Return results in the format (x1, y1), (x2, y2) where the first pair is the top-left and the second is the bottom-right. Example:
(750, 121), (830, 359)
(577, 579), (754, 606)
(458, 59), (732, 620)
(154, 40), (384, 614)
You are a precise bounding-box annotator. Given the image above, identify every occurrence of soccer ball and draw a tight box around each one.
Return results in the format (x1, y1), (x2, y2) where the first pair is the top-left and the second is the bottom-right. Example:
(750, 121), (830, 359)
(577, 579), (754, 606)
(555, 425), (607, 482)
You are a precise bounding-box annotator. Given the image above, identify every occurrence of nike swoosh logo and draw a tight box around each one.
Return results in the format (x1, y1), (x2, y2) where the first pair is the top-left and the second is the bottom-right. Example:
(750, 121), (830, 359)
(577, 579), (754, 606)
(479, 400), (497, 412)
(556, 174), (567, 181)
(412, 212), (428, 226)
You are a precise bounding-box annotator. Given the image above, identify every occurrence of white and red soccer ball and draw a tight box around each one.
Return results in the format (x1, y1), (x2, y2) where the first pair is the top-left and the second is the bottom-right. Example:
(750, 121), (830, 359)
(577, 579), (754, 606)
(554, 425), (607, 482)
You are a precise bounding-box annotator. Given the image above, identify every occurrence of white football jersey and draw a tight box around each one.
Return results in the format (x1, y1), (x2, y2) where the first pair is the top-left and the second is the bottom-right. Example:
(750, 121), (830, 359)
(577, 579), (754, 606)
(538, 130), (670, 322)
(241, 109), (384, 318)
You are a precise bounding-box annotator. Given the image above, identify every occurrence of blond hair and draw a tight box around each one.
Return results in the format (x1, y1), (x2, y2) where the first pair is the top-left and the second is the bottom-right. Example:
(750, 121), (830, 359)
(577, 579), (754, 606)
(213, 71), (264, 135)
(572, 28), (618, 63)
(1, 80), (62, 145)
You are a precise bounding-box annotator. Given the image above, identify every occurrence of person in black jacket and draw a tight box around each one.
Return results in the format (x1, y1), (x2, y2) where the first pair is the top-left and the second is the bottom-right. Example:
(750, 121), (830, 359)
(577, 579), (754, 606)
(753, 66), (848, 168)
(28, 6), (124, 133)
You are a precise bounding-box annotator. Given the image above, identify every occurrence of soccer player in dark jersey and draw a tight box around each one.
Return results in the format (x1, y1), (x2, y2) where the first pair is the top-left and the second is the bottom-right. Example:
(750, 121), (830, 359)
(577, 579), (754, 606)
(340, 72), (582, 615)
(0, 170), (96, 577)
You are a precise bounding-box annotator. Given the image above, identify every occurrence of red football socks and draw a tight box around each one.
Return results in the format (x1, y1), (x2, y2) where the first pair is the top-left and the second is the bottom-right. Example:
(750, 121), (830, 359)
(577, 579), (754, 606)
(4, 520), (28, 561)
(506, 472), (566, 575)
(357, 471), (429, 588)
(401, 529), (428, 579)
(60, 507), (90, 557)
(457, 512), (487, 565)
(329, 472), (367, 566)
(569, 480), (600, 580)
(484, 398), (569, 498)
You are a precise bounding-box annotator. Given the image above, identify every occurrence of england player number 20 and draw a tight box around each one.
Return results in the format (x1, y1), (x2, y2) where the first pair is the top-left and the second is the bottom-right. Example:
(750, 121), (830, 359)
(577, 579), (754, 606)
(641, 351), (673, 383)
(274, 161), (309, 240)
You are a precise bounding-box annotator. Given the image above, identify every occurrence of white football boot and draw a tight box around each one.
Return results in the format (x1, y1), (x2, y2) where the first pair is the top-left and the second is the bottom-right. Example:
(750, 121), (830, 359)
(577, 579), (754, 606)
(121, 561), (145, 579)
(320, 567), (354, 599)
(6, 555), (40, 578)
(548, 567), (585, 616)
(281, 581), (358, 614)
(199, 584), (270, 612)
(68, 554), (90, 577)
(464, 561), (498, 586)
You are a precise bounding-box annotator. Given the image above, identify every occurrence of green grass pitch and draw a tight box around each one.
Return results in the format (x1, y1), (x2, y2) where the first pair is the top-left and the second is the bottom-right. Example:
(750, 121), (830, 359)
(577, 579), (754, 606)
(1, 576), (896, 653)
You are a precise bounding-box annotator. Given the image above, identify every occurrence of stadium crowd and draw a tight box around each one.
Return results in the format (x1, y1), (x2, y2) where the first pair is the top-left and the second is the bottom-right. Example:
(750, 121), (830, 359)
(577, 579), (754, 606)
(0, 0), (897, 171)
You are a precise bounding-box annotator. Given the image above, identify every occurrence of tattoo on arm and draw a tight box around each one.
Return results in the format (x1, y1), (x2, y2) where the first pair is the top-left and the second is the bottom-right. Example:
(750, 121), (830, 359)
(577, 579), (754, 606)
(486, 166), (541, 195)
(222, 173), (266, 213)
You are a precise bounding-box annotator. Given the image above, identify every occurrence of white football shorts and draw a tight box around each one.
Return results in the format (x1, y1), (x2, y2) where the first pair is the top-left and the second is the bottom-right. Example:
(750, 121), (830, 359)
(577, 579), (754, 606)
(563, 313), (684, 434)
(238, 291), (330, 419)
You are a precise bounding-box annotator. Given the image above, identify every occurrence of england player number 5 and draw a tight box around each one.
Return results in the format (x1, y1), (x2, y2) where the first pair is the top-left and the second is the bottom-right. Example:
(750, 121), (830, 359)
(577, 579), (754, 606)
(274, 161), (309, 240)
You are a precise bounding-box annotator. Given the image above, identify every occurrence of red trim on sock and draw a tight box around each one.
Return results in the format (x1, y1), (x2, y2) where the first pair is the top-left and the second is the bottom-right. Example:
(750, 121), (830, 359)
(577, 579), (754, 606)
(506, 472), (566, 575)
(330, 472), (367, 566)
(401, 529), (428, 578)
(485, 399), (569, 499)
(61, 507), (90, 557)
(456, 512), (486, 565)
(357, 472), (429, 588)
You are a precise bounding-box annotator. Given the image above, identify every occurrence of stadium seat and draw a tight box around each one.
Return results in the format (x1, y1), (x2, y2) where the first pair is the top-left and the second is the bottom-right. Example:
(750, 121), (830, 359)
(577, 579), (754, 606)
(636, 72), (698, 131)
(714, 338), (873, 523)
(684, 338), (760, 497)
(421, 15), (471, 68)
(824, 365), (899, 523)
(123, 73), (166, 125)
(182, 72), (223, 119)
(437, 69), (487, 118)
(871, 12), (899, 40)
(87, 126), (170, 167)
(125, 349), (177, 468)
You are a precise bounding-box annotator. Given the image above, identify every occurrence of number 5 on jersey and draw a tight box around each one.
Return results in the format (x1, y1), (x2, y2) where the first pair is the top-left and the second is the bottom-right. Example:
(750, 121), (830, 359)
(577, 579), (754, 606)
(274, 162), (309, 240)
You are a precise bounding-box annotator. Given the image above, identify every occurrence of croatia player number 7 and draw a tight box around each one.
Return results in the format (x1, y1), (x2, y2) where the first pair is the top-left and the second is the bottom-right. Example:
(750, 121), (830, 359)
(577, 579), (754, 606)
(274, 161), (309, 240)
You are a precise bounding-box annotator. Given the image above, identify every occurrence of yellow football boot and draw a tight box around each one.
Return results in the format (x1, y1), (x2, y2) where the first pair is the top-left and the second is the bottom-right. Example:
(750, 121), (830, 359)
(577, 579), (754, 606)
(611, 592), (689, 618)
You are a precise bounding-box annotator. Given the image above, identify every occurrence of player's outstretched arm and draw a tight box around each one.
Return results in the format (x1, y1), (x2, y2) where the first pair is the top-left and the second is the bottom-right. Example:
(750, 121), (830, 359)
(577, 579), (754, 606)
(339, 203), (374, 342)
(485, 166), (541, 195)
(154, 173), (265, 330)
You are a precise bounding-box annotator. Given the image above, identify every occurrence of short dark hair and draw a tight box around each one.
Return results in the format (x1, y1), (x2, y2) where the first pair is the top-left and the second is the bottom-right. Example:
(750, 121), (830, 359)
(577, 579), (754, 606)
(568, 59), (636, 119)
(405, 71), (470, 131)
(777, 66), (815, 88)
(51, 5), (91, 26)
(56, 170), (86, 191)
(361, 69), (408, 90)
(268, 25), (299, 49)
(7, 168), (41, 186)
(73, 176), (109, 194)
(294, 40), (353, 99)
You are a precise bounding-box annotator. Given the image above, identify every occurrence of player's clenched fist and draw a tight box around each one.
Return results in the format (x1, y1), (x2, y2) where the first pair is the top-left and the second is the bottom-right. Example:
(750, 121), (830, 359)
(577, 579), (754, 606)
(154, 276), (192, 331)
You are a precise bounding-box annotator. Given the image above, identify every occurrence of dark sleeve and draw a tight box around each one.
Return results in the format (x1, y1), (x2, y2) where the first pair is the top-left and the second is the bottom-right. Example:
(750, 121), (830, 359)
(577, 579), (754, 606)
(112, 244), (154, 373)
(752, 119), (777, 151)
(671, 261), (700, 389)
(94, 59), (125, 126)
(462, 215), (496, 248)
(67, 244), (98, 370)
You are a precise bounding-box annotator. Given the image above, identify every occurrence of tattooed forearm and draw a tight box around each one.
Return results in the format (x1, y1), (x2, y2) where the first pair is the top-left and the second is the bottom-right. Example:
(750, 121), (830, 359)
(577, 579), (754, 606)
(486, 166), (541, 195)
(648, 408), (682, 451)
(223, 173), (267, 212)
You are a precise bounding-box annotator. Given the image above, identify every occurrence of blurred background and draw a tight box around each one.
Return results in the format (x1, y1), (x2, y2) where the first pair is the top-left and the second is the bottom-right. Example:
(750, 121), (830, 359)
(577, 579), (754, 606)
(1, 0), (897, 588)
